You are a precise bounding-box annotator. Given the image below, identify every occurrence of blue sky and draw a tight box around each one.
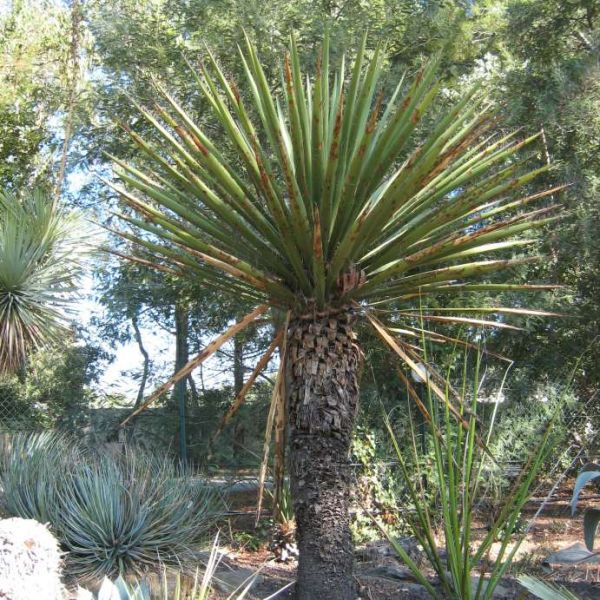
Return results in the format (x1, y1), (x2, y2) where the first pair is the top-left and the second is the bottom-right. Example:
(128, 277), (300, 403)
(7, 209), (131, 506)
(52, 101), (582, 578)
(66, 170), (234, 403)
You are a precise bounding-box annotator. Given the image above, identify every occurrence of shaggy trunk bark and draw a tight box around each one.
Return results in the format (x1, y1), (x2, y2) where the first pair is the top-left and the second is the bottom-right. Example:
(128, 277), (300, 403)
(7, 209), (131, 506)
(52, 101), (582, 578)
(287, 309), (361, 600)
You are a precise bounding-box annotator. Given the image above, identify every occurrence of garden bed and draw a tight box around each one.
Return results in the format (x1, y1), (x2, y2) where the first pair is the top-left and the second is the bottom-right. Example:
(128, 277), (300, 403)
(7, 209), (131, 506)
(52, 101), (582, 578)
(208, 481), (600, 599)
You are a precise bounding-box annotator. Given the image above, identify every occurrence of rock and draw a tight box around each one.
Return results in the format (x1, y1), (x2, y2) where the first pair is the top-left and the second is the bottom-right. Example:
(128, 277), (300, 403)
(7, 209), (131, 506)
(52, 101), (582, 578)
(75, 588), (94, 600)
(212, 563), (264, 593)
(356, 537), (424, 566)
(0, 517), (65, 600)
(543, 542), (600, 567)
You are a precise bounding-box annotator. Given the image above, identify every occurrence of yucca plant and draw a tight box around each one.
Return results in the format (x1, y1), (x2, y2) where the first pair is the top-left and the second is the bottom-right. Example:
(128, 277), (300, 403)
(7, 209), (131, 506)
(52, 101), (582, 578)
(0, 189), (90, 373)
(0, 431), (82, 522)
(379, 351), (557, 600)
(107, 35), (561, 599)
(0, 432), (218, 581)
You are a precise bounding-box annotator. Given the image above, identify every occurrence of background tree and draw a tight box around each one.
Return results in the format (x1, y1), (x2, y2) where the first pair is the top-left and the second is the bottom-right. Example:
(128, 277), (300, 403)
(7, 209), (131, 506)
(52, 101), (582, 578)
(490, 0), (600, 393)
(0, 336), (105, 429)
(4, 0), (597, 469)
(0, 0), (89, 192)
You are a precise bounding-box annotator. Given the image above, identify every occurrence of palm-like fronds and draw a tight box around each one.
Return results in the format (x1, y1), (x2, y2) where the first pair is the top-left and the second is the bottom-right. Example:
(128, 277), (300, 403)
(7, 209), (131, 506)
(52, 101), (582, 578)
(110, 35), (559, 328)
(0, 189), (90, 373)
(109, 37), (562, 597)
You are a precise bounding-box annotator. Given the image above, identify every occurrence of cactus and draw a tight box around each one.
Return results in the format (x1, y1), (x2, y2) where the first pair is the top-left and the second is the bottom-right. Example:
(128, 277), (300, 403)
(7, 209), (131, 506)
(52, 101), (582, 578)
(0, 518), (65, 600)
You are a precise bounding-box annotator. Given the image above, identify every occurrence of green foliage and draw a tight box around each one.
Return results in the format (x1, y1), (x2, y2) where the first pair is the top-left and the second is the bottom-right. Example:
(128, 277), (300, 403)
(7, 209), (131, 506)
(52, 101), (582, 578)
(483, 382), (577, 505)
(0, 0), (75, 187)
(193, 382), (273, 469)
(0, 338), (104, 430)
(487, 0), (600, 394)
(379, 354), (560, 600)
(491, 384), (574, 461)
(230, 530), (265, 553)
(351, 426), (402, 543)
(0, 432), (218, 581)
(0, 188), (92, 373)
(0, 377), (38, 428)
(22, 339), (104, 427)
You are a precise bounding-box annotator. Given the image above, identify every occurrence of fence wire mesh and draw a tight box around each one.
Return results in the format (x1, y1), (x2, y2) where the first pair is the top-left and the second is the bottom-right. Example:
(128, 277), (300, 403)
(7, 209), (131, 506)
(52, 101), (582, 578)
(0, 377), (37, 432)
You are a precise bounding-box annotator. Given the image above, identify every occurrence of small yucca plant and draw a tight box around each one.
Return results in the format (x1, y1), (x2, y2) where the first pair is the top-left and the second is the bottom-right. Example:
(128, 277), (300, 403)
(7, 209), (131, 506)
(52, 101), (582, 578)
(0, 432), (218, 580)
(380, 351), (557, 600)
(0, 189), (91, 373)
(109, 34), (562, 598)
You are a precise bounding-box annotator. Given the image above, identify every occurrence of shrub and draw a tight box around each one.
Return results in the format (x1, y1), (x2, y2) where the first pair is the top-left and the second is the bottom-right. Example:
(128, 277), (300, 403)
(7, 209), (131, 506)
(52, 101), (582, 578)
(0, 432), (218, 580)
(351, 426), (403, 543)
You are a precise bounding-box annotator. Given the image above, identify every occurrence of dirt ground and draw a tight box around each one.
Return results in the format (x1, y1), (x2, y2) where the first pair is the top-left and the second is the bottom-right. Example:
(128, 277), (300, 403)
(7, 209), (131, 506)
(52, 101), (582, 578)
(70, 481), (600, 599)
(211, 480), (600, 599)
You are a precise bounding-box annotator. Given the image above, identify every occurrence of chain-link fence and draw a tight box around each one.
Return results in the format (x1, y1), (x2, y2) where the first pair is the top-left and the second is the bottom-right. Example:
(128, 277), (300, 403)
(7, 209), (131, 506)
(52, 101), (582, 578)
(2, 368), (599, 475)
(0, 371), (270, 469)
(0, 377), (39, 433)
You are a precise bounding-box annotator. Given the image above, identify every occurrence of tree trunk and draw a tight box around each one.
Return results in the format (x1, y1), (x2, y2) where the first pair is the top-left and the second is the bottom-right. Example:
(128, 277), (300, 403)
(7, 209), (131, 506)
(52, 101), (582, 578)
(232, 336), (246, 463)
(131, 314), (149, 409)
(286, 309), (361, 600)
(173, 302), (189, 464)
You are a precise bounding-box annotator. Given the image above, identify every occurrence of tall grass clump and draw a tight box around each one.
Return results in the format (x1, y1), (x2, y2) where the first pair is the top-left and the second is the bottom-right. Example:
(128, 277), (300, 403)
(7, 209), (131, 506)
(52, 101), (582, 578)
(0, 432), (217, 581)
(378, 351), (561, 600)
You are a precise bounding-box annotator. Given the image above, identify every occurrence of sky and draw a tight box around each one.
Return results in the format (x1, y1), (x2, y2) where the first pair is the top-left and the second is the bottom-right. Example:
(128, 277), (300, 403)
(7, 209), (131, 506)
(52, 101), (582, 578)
(67, 171), (235, 404)
(72, 273), (237, 403)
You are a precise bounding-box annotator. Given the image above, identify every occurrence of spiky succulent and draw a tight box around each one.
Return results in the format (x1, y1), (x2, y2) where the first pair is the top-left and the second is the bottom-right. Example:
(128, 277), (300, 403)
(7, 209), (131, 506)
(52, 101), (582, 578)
(0, 432), (218, 580)
(0, 189), (89, 373)
(106, 34), (564, 422)
(109, 36), (560, 328)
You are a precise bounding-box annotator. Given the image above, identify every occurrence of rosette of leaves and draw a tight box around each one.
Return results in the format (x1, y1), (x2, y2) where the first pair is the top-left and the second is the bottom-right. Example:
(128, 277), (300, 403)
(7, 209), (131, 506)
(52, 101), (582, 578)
(0, 432), (217, 580)
(0, 189), (91, 373)
(108, 34), (563, 599)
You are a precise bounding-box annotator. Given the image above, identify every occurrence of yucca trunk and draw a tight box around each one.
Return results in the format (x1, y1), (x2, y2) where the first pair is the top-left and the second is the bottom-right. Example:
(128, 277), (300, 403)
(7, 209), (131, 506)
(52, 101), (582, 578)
(287, 309), (362, 600)
(114, 33), (557, 600)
